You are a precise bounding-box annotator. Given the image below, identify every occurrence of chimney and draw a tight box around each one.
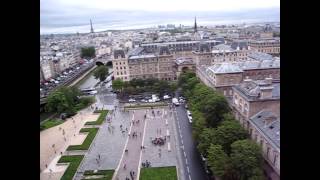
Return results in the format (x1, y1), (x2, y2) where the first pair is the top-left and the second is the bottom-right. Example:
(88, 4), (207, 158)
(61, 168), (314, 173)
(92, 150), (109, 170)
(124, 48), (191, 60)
(260, 86), (274, 99)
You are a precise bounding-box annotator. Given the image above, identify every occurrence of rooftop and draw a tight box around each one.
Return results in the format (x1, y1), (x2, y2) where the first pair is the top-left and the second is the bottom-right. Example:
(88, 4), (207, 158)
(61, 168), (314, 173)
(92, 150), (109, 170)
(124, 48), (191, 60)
(128, 54), (157, 60)
(250, 110), (280, 149)
(212, 44), (235, 53)
(247, 52), (274, 61)
(175, 57), (194, 65)
(233, 79), (280, 101)
(207, 63), (243, 74)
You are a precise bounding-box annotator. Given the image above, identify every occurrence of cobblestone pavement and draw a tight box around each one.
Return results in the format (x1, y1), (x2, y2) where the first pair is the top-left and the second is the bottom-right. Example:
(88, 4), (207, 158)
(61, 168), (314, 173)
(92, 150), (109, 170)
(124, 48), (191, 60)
(112, 109), (146, 180)
(141, 107), (177, 168)
(74, 108), (132, 180)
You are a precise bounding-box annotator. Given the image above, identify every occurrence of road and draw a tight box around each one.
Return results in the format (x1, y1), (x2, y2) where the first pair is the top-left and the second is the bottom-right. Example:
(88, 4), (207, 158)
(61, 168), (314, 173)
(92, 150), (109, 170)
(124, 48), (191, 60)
(173, 92), (208, 180)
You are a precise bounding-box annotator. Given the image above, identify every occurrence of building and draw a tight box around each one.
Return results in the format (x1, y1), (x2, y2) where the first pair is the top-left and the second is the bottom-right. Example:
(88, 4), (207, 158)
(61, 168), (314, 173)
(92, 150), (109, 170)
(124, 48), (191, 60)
(112, 47), (176, 81)
(231, 78), (280, 130)
(248, 39), (280, 56)
(230, 78), (280, 180)
(112, 49), (130, 81)
(174, 57), (196, 77)
(249, 110), (280, 180)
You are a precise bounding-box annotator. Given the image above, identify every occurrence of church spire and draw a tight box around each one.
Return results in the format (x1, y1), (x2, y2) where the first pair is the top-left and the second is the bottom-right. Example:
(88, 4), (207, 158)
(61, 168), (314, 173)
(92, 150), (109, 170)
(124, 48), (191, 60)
(194, 16), (198, 33)
(90, 19), (94, 33)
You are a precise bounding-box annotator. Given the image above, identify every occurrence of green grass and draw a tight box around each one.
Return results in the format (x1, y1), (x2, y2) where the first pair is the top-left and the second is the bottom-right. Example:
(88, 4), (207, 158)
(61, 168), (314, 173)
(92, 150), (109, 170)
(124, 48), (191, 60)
(40, 119), (63, 131)
(81, 170), (114, 180)
(67, 128), (99, 151)
(58, 155), (84, 180)
(140, 166), (177, 180)
(85, 110), (108, 125)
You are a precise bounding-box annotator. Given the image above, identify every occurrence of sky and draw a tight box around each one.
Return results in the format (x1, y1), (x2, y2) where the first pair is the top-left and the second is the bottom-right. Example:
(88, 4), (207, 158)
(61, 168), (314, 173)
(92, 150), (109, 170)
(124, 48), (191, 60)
(40, 0), (280, 34)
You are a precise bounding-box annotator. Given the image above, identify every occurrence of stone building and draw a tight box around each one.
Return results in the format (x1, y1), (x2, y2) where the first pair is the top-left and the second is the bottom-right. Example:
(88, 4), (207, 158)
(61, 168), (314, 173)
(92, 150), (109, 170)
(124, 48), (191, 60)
(112, 47), (176, 81)
(196, 54), (280, 97)
(230, 78), (280, 180)
(248, 39), (280, 56)
(231, 78), (280, 130)
(249, 110), (280, 180)
(112, 49), (130, 81)
(174, 57), (196, 77)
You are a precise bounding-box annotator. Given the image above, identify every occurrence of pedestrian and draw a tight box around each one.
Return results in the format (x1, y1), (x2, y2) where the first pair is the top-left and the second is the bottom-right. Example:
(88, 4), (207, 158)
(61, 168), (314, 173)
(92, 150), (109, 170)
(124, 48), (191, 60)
(98, 154), (101, 159)
(49, 169), (52, 174)
(126, 128), (128, 132)
(60, 152), (63, 155)
(123, 163), (126, 170)
(45, 164), (48, 168)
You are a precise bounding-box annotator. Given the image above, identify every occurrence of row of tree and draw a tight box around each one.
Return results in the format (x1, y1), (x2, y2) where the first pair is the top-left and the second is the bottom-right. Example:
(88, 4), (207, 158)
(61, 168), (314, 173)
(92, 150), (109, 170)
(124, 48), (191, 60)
(112, 78), (177, 97)
(178, 71), (263, 180)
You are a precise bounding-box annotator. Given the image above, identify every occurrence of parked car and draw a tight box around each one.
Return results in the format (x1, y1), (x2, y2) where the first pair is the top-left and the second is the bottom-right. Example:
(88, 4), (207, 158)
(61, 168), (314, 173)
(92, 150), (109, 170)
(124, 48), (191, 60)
(185, 104), (188, 109)
(188, 114), (193, 123)
(163, 95), (171, 99)
(128, 98), (136, 102)
(187, 110), (192, 116)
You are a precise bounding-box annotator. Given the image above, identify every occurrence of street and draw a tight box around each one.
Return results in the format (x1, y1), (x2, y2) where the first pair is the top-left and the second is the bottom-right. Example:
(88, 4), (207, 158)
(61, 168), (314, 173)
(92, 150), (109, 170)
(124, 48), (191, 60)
(173, 92), (208, 180)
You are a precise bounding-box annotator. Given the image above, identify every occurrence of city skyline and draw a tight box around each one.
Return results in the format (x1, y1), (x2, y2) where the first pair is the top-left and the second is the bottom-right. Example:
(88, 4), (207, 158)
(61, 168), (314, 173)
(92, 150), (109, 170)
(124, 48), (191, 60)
(41, 0), (280, 34)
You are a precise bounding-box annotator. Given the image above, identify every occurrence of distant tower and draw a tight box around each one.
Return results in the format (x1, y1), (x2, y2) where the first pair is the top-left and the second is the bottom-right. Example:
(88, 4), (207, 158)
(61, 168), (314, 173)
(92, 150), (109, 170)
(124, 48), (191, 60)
(90, 19), (94, 33)
(194, 16), (198, 33)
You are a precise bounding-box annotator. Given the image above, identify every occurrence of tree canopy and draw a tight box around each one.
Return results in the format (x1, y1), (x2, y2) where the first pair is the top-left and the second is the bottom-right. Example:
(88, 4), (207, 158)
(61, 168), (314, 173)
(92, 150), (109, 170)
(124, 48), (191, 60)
(93, 65), (108, 82)
(81, 46), (96, 58)
(230, 140), (263, 180)
(112, 78), (124, 92)
(207, 144), (230, 178)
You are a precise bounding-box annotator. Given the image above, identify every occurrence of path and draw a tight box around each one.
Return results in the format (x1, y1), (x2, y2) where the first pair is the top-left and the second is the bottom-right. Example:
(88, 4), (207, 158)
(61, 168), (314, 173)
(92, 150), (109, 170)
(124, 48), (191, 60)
(113, 109), (147, 180)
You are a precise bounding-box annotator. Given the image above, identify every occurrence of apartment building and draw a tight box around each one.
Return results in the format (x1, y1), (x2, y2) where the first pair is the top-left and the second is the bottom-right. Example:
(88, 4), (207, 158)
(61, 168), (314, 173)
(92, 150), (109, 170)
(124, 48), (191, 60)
(248, 39), (280, 56)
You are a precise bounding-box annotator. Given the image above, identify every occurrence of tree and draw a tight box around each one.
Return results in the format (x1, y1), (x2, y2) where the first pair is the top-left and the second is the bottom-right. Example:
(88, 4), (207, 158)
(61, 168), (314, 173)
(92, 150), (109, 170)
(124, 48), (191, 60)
(229, 139), (263, 180)
(207, 144), (230, 178)
(200, 93), (230, 127)
(80, 47), (96, 58)
(211, 120), (248, 154)
(93, 65), (108, 82)
(112, 78), (124, 92)
(197, 128), (215, 156)
(45, 87), (80, 115)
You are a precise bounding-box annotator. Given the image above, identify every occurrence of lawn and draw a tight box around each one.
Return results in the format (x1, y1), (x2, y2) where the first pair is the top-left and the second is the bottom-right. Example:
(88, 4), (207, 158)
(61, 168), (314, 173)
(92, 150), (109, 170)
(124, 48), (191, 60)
(82, 170), (114, 180)
(67, 128), (99, 151)
(40, 119), (63, 131)
(139, 166), (177, 180)
(85, 110), (108, 125)
(58, 155), (84, 180)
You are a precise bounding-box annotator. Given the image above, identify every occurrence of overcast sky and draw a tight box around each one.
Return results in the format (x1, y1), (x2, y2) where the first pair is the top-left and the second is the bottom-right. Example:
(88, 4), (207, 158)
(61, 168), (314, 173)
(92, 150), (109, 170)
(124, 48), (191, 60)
(41, 0), (280, 34)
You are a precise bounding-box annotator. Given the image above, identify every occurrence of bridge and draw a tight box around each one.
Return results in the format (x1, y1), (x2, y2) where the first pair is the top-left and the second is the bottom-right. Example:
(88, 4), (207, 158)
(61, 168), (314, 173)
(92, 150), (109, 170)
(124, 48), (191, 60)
(95, 54), (112, 66)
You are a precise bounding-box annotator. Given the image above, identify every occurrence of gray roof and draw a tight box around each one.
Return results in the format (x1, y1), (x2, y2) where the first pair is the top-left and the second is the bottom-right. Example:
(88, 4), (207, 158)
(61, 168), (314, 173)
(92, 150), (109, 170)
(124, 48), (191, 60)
(234, 80), (280, 101)
(128, 47), (144, 57)
(231, 41), (248, 50)
(207, 63), (243, 74)
(113, 49), (125, 59)
(250, 110), (280, 149)
(175, 57), (194, 65)
(248, 52), (274, 61)
(128, 54), (156, 60)
(212, 44), (234, 52)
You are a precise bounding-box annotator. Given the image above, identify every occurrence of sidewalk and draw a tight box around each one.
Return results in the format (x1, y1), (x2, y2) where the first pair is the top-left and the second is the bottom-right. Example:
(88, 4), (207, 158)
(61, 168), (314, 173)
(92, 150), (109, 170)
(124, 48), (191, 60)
(112, 110), (146, 180)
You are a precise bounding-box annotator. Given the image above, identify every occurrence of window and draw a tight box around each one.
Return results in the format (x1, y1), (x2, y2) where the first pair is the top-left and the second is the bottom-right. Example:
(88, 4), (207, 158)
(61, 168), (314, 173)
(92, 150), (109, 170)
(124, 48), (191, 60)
(116, 67), (118, 70)
(260, 139), (264, 148)
(120, 62), (122, 65)
(120, 67), (122, 69)
(125, 77), (127, 79)
(120, 72), (123, 75)
(124, 71), (126, 75)
(267, 147), (270, 159)
(117, 72), (119, 75)
(124, 67), (126, 69)
(116, 63), (118, 65)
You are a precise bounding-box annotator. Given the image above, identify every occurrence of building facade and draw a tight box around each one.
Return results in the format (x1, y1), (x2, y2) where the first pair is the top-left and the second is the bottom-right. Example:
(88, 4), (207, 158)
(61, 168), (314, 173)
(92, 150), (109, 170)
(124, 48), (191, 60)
(248, 39), (280, 56)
